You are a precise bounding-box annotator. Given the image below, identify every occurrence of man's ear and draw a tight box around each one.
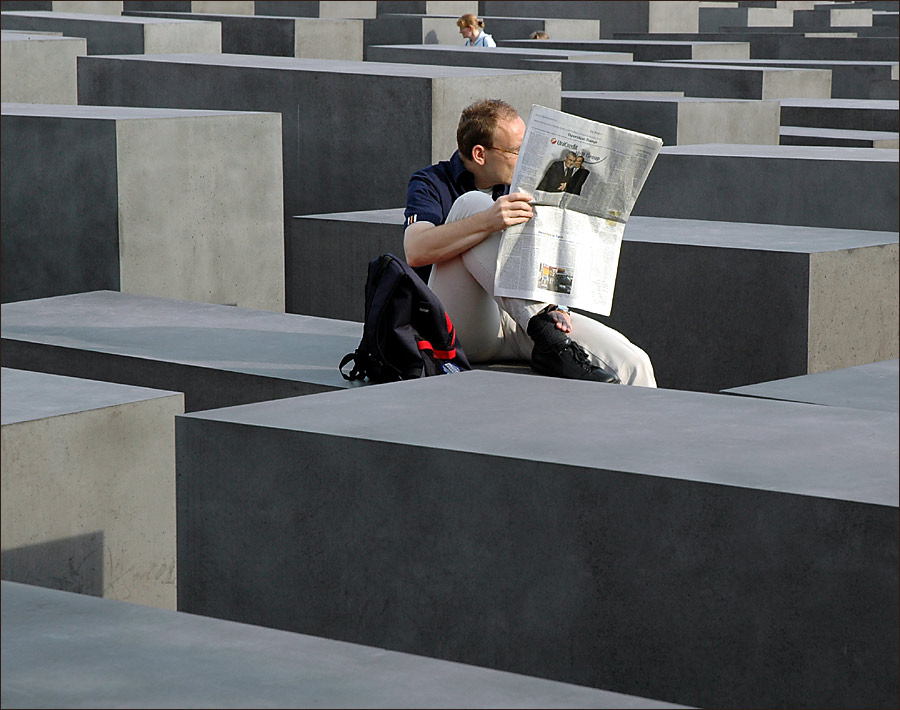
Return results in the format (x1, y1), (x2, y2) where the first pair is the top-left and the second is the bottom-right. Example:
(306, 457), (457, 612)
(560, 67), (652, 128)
(471, 144), (487, 166)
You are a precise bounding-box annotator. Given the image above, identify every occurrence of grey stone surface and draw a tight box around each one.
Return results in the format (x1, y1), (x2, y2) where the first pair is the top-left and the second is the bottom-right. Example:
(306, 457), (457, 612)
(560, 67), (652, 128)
(1, 103), (285, 310)
(0, 31), (85, 103)
(633, 144), (899, 232)
(666, 57), (899, 99)
(175, 370), (898, 708)
(561, 91), (781, 145)
(499, 37), (751, 61)
(699, 5), (796, 32)
(722, 358), (899, 412)
(480, 1), (700, 37)
(521, 57), (832, 99)
(3, 1), (122, 12)
(123, 1), (254, 12)
(778, 96), (899, 131)
(291, 209), (899, 391)
(376, 1), (477, 15)
(0, 581), (686, 710)
(124, 9), (364, 60)
(0, 10), (222, 54)
(1, 368), (182, 609)
(779, 124), (899, 147)
(366, 42), (633, 69)
(77, 52), (560, 292)
(0, 291), (365, 412)
(254, 1), (377, 18)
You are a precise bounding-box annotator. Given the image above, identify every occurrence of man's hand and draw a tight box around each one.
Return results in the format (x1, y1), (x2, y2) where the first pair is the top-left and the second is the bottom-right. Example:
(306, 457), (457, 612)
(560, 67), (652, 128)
(485, 191), (534, 232)
(557, 182), (567, 191)
(548, 308), (572, 333)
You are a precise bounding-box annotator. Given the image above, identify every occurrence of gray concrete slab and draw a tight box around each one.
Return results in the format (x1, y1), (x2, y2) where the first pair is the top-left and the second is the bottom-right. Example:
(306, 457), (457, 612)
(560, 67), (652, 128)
(699, 5), (796, 32)
(364, 12), (600, 48)
(366, 42), (633, 69)
(174, 370), (898, 708)
(633, 144), (899, 232)
(0, 30), (84, 103)
(0, 581), (685, 710)
(499, 37), (751, 61)
(124, 9), (364, 60)
(480, 1), (700, 37)
(614, 31), (898, 61)
(123, 1), (254, 12)
(666, 57), (899, 99)
(1, 368), (182, 609)
(561, 90), (780, 145)
(0, 10), (222, 54)
(778, 96), (899, 131)
(253, 1), (377, 18)
(520, 57), (832, 100)
(76, 52), (560, 294)
(291, 209), (898, 391)
(722, 358), (899, 412)
(4, 1), (122, 12)
(779, 124), (899, 147)
(376, 0), (477, 15)
(1, 103), (285, 310)
(0, 291), (365, 412)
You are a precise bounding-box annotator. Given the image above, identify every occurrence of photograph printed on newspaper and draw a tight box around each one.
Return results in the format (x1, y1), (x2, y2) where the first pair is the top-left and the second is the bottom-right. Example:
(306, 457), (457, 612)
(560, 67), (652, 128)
(494, 105), (662, 316)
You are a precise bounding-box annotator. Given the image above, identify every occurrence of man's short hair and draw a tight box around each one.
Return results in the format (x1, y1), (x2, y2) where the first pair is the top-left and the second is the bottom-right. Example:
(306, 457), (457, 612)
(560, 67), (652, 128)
(456, 99), (519, 161)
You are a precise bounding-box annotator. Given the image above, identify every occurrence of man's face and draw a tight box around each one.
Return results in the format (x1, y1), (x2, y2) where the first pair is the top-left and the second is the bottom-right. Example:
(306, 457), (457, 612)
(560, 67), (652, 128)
(482, 115), (526, 186)
(574, 156), (584, 169)
(564, 153), (576, 169)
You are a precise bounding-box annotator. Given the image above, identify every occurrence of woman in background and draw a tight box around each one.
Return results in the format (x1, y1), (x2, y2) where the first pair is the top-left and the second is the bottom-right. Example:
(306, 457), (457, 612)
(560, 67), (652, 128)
(457, 13), (496, 47)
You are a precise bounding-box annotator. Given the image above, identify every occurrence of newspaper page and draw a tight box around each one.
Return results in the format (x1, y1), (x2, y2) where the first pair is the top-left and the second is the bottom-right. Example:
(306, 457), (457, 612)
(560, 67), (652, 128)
(494, 105), (662, 316)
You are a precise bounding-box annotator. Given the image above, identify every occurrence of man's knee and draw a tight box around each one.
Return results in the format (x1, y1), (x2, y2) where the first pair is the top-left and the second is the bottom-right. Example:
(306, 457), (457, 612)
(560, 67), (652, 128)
(447, 190), (495, 223)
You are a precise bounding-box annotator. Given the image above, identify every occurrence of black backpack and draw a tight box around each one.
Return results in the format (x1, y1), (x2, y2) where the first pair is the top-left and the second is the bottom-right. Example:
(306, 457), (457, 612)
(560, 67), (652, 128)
(340, 253), (471, 383)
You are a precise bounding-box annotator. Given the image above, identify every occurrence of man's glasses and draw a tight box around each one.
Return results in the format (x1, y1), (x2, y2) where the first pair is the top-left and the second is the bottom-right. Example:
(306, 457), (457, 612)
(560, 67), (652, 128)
(488, 146), (520, 156)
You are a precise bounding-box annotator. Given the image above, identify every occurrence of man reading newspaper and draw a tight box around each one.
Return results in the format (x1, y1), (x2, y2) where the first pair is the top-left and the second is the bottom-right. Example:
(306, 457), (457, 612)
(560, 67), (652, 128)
(403, 99), (658, 387)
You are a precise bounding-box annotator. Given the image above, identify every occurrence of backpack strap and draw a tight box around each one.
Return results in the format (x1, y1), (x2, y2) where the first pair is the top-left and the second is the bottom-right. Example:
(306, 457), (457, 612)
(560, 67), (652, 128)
(339, 351), (366, 381)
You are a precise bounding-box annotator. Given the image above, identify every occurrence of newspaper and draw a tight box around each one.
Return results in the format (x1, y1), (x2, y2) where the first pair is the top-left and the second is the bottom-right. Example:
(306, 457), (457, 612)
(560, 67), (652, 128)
(494, 105), (662, 316)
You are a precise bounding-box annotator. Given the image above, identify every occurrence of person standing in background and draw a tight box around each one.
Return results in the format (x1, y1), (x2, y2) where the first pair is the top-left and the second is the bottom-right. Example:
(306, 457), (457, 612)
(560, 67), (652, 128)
(457, 13), (497, 47)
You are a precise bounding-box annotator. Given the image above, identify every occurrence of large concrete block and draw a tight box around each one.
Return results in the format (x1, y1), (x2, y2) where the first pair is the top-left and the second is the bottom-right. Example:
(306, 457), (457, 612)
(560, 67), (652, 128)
(668, 57), (899, 100)
(123, 1), (255, 12)
(0, 10), (222, 54)
(2, 1), (123, 12)
(561, 91), (780, 145)
(779, 96), (899, 131)
(522, 57), (832, 99)
(1, 368), (183, 609)
(480, 1), (700, 37)
(254, 1), (377, 18)
(76, 52), (560, 292)
(779, 124), (899, 148)
(376, 1), (477, 15)
(722, 358), (899, 412)
(290, 209), (899, 391)
(500, 37), (751, 61)
(366, 43), (632, 69)
(616, 31), (898, 62)
(0, 582), (684, 710)
(633, 144), (899, 232)
(0, 291), (364, 412)
(125, 9), (364, 60)
(290, 208), (405, 319)
(174, 370), (899, 708)
(0, 31), (84, 103)
(1, 103), (285, 310)
(792, 6), (873, 30)
(699, 5), (795, 31)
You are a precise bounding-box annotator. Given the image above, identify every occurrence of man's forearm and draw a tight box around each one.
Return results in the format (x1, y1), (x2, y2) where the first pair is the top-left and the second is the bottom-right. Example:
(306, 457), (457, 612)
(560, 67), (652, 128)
(403, 212), (495, 267)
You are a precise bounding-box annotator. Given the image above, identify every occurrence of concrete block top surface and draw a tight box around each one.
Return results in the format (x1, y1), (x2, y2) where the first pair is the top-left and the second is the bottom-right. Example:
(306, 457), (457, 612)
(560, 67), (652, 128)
(779, 97), (899, 108)
(0, 581), (687, 709)
(1, 367), (180, 425)
(182, 370), (898, 507)
(1, 102), (276, 120)
(659, 143), (900, 162)
(562, 90), (764, 104)
(87, 51), (555, 78)
(0, 291), (363, 390)
(1, 29), (69, 40)
(2, 9), (215, 25)
(296, 208), (899, 252)
(723, 359), (899, 413)
(368, 43), (631, 59)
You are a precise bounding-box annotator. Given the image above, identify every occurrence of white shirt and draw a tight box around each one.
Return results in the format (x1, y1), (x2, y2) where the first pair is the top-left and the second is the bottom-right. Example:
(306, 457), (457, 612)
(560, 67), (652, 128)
(465, 32), (496, 48)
